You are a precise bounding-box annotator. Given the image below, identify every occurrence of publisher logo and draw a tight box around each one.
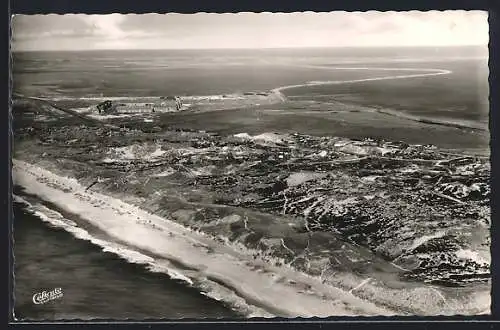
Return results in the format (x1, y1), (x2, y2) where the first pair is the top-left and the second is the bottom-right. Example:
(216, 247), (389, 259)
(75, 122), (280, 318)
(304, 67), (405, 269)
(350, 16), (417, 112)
(32, 288), (63, 305)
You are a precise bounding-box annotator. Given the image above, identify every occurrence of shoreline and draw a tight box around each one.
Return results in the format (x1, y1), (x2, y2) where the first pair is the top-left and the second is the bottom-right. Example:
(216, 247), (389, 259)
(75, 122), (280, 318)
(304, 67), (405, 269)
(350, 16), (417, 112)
(13, 202), (241, 320)
(12, 159), (397, 318)
(12, 158), (491, 317)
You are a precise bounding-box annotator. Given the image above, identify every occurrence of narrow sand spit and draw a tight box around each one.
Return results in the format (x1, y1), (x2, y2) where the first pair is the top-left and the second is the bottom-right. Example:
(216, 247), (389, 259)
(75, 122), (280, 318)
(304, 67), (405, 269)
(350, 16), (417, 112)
(271, 66), (452, 101)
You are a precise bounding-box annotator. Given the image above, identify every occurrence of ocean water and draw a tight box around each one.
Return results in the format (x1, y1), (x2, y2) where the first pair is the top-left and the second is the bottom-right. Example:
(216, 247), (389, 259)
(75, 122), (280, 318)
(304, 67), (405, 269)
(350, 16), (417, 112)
(12, 46), (489, 126)
(13, 202), (240, 320)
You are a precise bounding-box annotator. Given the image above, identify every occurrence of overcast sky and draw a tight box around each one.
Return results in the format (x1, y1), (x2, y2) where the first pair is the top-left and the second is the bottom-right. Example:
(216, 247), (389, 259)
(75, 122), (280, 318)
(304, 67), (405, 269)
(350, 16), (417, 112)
(11, 11), (488, 51)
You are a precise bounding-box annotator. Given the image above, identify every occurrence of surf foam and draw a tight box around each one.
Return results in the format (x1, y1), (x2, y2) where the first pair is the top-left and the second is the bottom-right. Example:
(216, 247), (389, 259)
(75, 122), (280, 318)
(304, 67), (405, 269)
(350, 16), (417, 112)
(13, 159), (395, 318)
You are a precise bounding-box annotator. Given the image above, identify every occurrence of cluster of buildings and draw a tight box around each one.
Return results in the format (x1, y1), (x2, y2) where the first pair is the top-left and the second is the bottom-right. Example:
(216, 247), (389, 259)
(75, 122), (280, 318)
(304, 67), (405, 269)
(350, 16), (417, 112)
(95, 96), (183, 114)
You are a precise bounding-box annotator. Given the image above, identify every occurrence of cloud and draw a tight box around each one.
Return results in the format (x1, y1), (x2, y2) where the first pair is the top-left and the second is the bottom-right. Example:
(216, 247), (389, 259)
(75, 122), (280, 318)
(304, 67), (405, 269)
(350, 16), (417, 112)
(12, 14), (91, 40)
(11, 11), (488, 51)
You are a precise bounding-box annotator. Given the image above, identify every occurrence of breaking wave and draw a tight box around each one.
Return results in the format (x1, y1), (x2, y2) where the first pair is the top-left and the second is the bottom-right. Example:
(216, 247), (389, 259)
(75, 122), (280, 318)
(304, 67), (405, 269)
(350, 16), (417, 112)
(13, 194), (273, 318)
(12, 158), (491, 317)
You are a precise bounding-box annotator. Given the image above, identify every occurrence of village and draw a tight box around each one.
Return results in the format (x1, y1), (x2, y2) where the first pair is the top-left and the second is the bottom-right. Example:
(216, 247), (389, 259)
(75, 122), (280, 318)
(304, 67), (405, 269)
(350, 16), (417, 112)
(95, 96), (183, 114)
(87, 90), (284, 116)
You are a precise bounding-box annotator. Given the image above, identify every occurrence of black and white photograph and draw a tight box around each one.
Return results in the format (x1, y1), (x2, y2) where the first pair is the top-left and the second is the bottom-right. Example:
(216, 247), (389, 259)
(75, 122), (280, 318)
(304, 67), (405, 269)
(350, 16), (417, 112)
(10, 11), (490, 319)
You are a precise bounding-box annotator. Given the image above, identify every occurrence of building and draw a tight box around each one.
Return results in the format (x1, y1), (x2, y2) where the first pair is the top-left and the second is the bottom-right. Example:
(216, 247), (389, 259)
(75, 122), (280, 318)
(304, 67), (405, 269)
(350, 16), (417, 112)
(115, 103), (154, 113)
(96, 100), (115, 114)
(159, 96), (182, 111)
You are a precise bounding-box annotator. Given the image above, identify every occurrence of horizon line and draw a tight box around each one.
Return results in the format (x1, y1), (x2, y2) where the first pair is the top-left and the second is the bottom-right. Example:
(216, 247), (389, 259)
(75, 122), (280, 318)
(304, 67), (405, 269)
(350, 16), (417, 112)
(11, 44), (488, 53)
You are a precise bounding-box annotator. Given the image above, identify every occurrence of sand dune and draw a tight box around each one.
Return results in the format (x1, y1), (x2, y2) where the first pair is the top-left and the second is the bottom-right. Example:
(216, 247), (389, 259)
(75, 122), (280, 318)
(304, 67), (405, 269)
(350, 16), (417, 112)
(13, 159), (396, 318)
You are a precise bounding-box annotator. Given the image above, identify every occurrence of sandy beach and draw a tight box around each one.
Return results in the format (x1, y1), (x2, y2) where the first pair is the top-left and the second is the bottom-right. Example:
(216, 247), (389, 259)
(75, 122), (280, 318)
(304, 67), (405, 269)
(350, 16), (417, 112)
(12, 159), (401, 318)
(12, 159), (491, 317)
